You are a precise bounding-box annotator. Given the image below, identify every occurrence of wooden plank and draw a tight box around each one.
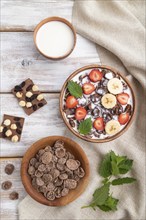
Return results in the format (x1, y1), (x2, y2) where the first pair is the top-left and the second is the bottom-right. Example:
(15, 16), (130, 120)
(1, 32), (100, 92)
(0, 158), (26, 220)
(1, 0), (73, 31)
(0, 93), (67, 157)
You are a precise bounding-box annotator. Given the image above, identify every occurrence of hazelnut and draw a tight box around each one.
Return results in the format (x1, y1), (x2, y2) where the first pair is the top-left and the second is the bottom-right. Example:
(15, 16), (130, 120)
(3, 119), (11, 126)
(19, 100), (26, 107)
(26, 91), (33, 98)
(0, 126), (4, 133)
(26, 102), (32, 108)
(11, 135), (19, 143)
(16, 92), (23, 98)
(37, 94), (44, 101)
(32, 85), (39, 92)
(5, 129), (12, 137)
(10, 124), (17, 130)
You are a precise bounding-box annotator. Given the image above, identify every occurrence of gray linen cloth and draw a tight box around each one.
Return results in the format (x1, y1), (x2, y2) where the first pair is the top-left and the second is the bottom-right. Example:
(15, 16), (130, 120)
(19, 1), (146, 219)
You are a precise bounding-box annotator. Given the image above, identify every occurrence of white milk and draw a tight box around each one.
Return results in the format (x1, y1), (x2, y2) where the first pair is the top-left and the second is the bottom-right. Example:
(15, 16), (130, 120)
(36, 21), (75, 58)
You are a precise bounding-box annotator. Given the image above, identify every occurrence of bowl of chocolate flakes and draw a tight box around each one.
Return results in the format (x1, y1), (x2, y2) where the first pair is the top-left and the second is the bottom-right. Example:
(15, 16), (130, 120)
(21, 136), (90, 206)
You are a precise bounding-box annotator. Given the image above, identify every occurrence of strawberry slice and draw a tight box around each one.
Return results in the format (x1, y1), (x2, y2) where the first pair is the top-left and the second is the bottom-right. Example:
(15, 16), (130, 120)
(82, 83), (95, 95)
(93, 117), (105, 131)
(118, 113), (130, 125)
(66, 96), (78, 109)
(117, 93), (129, 105)
(75, 107), (87, 120)
(89, 69), (103, 82)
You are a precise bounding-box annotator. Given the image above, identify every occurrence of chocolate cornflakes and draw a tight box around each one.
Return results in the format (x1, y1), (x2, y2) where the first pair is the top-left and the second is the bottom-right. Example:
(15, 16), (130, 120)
(28, 140), (85, 201)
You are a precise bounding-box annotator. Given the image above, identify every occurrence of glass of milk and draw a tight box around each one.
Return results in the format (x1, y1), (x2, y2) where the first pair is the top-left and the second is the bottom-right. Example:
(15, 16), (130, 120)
(34, 17), (76, 60)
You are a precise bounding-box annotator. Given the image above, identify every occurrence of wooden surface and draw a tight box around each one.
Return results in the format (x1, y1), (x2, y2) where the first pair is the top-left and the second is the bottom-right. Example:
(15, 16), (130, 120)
(0, 0), (100, 219)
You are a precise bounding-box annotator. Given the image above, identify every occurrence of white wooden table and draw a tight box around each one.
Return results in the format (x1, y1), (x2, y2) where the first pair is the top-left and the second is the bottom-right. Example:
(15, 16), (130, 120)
(0, 1), (100, 219)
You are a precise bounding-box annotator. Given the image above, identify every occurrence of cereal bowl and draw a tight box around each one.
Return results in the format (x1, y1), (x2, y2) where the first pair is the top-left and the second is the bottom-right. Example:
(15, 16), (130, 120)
(21, 136), (90, 206)
(60, 65), (136, 143)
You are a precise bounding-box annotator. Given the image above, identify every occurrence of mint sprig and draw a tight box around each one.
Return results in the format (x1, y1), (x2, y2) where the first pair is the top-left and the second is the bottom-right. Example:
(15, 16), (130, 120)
(82, 151), (136, 212)
(67, 80), (83, 98)
(78, 118), (92, 135)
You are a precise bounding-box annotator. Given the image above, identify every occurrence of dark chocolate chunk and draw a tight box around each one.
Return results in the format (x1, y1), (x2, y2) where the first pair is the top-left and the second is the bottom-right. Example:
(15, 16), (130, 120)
(14, 117), (21, 121)
(2, 127), (7, 137)
(16, 122), (22, 129)
(20, 81), (25, 88)
(32, 104), (37, 111)
(25, 97), (31, 102)
(16, 129), (21, 135)
(30, 94), (38, 101)
(5, 164), (15, 175)
(26, 84), (33, 91)
(38, 103), (44, 107)
(1, 181), (12, 190)
(9, 191), (19, 200)
(14, 85), (22, 92)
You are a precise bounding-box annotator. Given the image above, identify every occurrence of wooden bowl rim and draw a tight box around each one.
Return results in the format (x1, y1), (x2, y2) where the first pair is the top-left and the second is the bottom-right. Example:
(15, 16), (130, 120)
(59, 64), (136, 143)
(21, 136), (90, 206)
(34, 16), (76, 60)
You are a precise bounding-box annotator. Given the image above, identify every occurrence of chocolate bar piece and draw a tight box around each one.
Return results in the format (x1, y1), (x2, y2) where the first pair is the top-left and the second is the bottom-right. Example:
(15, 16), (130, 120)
(0, 114), (25, 142)
(12, 78), (47, 115)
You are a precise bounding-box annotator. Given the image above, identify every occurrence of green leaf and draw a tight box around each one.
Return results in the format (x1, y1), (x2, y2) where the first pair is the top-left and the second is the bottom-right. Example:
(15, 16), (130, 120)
(111, 160), (119, 175)
(104, 196), (119, 211)
(78, 118), (92, 135)
(67, 80), (83, 98)
(97, 205), (112, 212)
(98, 196), (119, 212)
(111, 177), (136, 185)
(99, 153), (112, 178)
(110, 151), (127, 165)
(92, 183), (110, 206)
(118, 159), (133, 174)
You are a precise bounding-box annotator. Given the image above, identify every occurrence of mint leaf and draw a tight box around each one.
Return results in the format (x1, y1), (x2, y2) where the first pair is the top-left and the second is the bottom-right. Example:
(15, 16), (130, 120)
(118, 159), (133, 174)
(92, 183), (110, 206)
(97, 205), (112, 212)
(98, 196), (119, 212)
(67, 81), (83, 98)
(104, 196), (119, 211)
(78, 118), (92, 135)
(111, 177), (136, 185)
(99, 153), (112, 178)
(110, 151), (126, 165)
(111, 160), (119, 175)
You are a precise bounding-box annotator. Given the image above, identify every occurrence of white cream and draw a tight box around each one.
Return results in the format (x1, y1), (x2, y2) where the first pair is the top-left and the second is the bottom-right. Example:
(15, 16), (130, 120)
(36, 21), (75, 58)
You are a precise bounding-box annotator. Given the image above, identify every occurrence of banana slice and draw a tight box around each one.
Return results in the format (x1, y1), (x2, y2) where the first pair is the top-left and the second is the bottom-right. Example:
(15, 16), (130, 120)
(105, 120), (121, 135)
(101, 93), (117, 109)
(107, 78), (123, 94)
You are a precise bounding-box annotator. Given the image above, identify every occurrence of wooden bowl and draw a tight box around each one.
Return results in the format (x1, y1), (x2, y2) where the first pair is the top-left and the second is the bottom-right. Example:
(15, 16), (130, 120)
(60, 64), (136, 143)
(21, 136), (90, 206)
(34, 17), (76, 60)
